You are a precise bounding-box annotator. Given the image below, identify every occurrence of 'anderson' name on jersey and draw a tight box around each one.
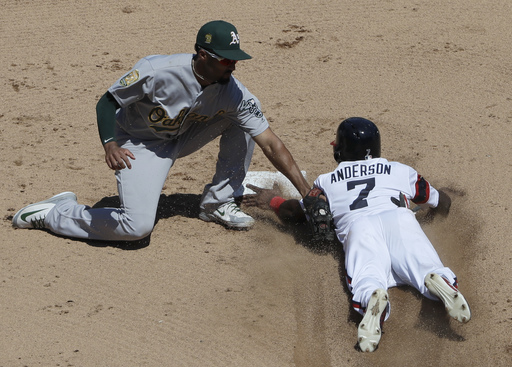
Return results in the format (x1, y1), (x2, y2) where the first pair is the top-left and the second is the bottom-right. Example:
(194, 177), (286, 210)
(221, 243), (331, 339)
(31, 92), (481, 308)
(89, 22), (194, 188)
(330, 162), (391, 183)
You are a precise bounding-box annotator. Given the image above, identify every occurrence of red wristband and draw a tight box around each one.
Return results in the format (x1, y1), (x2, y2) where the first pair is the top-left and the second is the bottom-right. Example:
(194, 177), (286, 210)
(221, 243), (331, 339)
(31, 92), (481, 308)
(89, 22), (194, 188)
(269, 196), (286, 215)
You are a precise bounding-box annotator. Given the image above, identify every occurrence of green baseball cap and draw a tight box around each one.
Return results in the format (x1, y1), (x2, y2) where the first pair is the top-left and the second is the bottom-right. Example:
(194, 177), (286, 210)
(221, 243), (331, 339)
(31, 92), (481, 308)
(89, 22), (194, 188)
(196, 20), (252, 60)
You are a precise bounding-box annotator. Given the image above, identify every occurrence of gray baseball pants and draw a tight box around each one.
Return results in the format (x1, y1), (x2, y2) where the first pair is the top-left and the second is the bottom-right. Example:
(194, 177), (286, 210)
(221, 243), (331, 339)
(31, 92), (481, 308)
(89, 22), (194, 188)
(45, 119), (255, 241)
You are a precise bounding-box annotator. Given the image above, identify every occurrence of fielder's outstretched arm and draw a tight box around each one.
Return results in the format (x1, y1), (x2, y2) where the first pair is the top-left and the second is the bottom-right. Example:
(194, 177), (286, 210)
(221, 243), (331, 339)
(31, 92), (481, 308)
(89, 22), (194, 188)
(242, 183), (306, 224)
(252, 128), (311, 198)
(243, 183), (335, 242)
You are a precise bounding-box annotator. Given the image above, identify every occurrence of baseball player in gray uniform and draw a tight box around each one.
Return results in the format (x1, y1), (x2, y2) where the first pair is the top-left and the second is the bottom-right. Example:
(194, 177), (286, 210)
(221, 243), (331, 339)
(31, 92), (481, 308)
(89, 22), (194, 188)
(243, 117), (471, 352)
(12, 20), (310, 240)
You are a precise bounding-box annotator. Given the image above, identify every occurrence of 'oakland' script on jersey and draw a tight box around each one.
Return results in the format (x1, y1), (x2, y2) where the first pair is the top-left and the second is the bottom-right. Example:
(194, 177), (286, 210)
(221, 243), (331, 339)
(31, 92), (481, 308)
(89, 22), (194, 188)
(330, 162), (391, 183)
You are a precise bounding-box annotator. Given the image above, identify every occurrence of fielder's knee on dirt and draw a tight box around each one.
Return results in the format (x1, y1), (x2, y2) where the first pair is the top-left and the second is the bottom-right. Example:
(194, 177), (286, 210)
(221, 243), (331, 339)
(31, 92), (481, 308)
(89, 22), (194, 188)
(118, 213), (155, 240)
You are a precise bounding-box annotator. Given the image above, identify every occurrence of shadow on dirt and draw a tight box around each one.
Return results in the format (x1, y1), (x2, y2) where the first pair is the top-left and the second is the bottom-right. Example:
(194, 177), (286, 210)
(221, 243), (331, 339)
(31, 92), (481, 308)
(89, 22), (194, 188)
(83, 193), (202, 250)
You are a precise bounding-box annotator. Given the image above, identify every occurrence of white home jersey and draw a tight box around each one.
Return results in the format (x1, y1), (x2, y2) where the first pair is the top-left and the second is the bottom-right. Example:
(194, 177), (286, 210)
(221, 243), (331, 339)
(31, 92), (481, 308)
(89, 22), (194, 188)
(313, 157), (440, 243)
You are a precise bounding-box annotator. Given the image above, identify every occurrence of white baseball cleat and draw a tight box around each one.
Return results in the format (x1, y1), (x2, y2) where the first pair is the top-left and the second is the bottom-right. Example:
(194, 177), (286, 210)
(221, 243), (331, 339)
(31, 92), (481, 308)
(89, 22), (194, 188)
(424, 273), (471, 323)
(199, 201), (255, 229)
(357, 288), (389, 353)
(12, 192), (77, 229)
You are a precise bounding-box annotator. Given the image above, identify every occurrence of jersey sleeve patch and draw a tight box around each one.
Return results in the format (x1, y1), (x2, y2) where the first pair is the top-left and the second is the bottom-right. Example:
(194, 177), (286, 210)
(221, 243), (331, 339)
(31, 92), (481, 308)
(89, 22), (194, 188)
(119, 69), (140, 87)
(239, 98), (263, 118)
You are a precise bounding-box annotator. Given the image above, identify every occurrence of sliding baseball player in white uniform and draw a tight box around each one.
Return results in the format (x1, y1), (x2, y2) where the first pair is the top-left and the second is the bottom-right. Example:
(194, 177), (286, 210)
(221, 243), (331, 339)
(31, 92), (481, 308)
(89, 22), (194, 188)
(243, 117), (471, 352)
(12, 20), (310, 240)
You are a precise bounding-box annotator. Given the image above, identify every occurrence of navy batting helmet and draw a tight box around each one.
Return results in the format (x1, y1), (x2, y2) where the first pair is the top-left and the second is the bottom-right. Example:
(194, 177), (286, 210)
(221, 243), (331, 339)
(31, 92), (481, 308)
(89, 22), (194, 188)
(332, 117), (381, 163)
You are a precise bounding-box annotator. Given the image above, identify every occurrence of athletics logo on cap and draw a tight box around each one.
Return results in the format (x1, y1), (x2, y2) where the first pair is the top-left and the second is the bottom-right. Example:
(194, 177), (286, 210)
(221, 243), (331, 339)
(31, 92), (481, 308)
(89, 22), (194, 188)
(229, 31), (239, 45)
(196, 20), (252, 61)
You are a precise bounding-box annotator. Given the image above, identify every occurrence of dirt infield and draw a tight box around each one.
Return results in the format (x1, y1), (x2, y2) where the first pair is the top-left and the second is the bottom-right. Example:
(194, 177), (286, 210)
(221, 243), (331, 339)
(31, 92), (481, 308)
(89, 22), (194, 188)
(1, 1), (511, 366)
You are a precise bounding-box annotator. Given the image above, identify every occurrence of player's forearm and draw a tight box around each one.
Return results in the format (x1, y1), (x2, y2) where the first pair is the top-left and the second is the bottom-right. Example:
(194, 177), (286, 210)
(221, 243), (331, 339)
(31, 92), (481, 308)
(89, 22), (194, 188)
(262, 143), (310, 198)
(96, 91), (120, 145)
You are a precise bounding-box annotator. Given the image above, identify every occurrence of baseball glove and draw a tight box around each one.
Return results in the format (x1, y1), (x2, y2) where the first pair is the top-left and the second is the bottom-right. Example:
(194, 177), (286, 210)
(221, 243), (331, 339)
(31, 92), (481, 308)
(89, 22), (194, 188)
(302, 188), (335, 243)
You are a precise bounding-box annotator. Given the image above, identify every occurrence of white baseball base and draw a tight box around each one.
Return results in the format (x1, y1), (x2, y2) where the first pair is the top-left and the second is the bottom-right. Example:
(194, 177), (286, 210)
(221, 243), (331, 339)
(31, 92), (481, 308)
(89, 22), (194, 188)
(241, 171), (307, 199)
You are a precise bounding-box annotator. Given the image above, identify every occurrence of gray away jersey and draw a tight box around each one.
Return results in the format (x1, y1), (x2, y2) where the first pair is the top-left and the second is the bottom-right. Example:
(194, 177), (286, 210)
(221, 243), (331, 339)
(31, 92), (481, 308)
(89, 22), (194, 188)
(108, 53), (269, 140)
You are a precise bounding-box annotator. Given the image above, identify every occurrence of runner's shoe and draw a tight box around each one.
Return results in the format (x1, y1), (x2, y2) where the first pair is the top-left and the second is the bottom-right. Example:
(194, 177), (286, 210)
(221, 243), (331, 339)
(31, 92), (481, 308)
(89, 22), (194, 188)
(12, 192), (77, 229)
(424, 272), (471, 323)
(199, 201), (255, 229)
(357, 288), (389, 353)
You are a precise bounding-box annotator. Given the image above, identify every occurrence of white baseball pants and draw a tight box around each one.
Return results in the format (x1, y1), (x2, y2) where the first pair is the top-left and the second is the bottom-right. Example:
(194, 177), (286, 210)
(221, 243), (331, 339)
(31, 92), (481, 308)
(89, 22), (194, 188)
(344, 208), (458, 320)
